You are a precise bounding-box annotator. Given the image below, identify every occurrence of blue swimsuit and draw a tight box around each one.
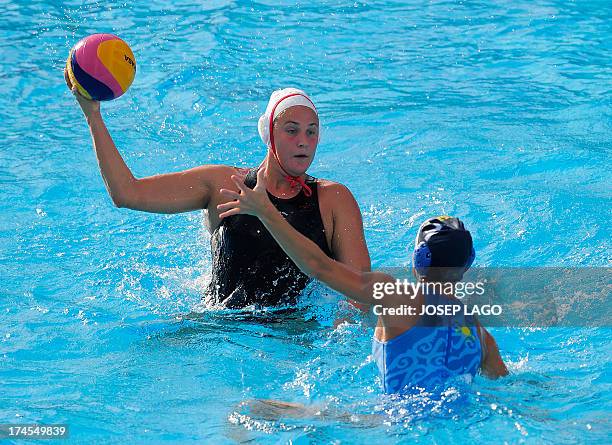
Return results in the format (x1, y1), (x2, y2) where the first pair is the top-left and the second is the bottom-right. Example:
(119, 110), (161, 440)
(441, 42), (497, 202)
(372, 293), (483, 393)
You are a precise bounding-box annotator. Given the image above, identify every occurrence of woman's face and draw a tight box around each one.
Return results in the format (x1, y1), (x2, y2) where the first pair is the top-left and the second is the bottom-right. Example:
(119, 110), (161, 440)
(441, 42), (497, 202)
(272, 106), (319, 176)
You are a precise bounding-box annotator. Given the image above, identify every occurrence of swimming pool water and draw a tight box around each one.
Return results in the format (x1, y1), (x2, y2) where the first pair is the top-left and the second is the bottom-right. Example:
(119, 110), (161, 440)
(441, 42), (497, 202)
(1, 0), (610, 443)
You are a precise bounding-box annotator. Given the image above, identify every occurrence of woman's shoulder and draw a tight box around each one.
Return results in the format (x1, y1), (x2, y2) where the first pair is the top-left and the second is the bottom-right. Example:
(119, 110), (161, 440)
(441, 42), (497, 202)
(197, 164), (254, 180)
(316, 178), (355, 197)
(191, 164), (243, 175)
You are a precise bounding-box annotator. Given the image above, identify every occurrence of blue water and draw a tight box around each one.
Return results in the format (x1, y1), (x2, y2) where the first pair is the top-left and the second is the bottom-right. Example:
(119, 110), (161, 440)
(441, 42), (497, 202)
(1, 0), (611, 443)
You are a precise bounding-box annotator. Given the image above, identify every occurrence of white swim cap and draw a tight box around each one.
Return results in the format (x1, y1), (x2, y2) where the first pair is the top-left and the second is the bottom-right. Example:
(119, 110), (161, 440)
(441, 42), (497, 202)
(257, 88), (319, 148)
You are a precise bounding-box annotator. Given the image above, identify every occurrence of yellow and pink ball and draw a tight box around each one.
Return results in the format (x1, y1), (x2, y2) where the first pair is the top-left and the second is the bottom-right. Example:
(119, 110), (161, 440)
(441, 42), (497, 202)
(66, 34), (136, 101)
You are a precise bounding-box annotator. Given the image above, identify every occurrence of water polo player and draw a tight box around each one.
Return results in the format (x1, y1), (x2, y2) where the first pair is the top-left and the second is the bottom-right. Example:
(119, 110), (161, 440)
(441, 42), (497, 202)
(218, 171), (508, 391)
(65, 76), (371, 308)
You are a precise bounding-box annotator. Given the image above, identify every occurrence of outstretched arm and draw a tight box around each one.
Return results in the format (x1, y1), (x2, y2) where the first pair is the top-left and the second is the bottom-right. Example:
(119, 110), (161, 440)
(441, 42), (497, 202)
(217, 169), (390, 305)
(66, 69), (228, 214)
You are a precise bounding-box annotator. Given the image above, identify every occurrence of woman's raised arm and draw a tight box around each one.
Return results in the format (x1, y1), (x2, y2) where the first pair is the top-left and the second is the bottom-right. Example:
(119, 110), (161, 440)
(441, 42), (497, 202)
(67, 68), (229, 214)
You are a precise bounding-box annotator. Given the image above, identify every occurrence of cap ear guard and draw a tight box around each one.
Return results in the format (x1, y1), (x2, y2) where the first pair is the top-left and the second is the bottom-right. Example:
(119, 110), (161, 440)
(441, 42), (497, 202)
(465, 247), (476, 270)
(413, 243), (474, 278)
(413, 241), (432, 276)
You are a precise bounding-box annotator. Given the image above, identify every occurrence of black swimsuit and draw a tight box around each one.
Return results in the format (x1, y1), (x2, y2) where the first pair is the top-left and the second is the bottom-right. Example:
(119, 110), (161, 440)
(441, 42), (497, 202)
(205, 168), (333, 308)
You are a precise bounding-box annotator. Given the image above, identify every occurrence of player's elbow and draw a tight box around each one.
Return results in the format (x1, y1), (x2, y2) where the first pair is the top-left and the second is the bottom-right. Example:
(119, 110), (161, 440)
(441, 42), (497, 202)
(482, 363), (509, 379)
(493, 361), (509, 378)
(109, 178), (139, 209)
(109, 189), (135, 209)
(482, 335), (509, 378)
(110, 193), (127, 208)
(306, 256), (329, 282)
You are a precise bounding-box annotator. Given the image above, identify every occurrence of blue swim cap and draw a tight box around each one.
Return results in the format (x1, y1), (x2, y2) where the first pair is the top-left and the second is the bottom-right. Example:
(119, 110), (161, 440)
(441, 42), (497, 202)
(413, 216), (475, 278)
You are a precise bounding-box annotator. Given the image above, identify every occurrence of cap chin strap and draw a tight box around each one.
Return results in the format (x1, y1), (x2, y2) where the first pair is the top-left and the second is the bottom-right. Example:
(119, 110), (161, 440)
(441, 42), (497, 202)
(268, 93), (314, 197)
